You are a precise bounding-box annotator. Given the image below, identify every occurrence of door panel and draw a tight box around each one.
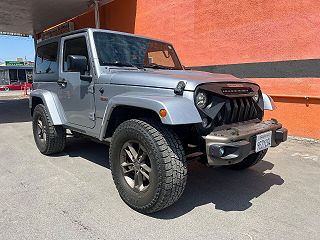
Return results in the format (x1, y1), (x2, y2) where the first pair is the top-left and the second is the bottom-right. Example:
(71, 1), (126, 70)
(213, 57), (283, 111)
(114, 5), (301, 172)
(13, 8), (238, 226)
(58, 34), (95, 129)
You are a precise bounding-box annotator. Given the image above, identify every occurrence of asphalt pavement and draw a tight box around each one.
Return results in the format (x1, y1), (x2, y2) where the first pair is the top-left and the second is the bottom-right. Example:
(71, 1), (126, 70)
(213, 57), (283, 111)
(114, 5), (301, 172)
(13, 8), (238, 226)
(0, 98), (319, 240)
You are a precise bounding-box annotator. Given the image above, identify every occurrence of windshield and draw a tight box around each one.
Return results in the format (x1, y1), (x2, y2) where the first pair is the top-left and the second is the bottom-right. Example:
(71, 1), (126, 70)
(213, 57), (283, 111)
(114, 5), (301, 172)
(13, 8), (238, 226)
(93, 32), (183, 70)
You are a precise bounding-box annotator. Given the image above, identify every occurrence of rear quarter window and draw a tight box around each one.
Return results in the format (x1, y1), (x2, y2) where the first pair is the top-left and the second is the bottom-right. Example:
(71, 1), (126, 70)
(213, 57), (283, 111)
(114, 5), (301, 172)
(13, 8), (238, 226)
(35, 42), (58, 74)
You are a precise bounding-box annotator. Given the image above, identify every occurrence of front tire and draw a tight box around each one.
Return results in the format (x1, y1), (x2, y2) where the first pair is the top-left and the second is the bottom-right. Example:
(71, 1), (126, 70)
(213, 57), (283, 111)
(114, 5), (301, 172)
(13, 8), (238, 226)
(32, 104), (66, 155)
(227, 149), (268, 170)
(109, 119), (187, 213)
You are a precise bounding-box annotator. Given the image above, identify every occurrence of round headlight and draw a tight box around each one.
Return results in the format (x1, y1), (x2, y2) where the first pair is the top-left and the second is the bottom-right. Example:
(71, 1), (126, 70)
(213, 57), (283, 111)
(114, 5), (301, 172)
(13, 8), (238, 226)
(196, 91), (208, 109)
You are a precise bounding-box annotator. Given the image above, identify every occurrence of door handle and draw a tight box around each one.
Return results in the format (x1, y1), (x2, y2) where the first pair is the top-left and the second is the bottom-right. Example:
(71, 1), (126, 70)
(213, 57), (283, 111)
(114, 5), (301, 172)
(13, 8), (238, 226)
(57, 78), (67, 87)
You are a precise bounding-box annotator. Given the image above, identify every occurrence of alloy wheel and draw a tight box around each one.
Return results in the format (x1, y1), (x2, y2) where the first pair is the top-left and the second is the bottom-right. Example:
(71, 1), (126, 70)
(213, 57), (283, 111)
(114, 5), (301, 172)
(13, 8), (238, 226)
(36, 117), (46, 143)
(120, 141), (152, 192)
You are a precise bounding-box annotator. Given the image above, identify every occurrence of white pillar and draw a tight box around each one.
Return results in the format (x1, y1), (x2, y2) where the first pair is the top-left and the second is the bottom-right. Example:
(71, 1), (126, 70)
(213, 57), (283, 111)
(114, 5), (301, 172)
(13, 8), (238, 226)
(94, 0), (100, 29)
(32, 31), (37, 46)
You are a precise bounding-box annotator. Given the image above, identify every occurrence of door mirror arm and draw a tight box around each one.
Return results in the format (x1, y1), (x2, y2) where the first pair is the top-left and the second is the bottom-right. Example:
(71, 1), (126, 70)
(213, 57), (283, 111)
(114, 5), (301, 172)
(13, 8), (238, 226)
(80, 75), (93, 82)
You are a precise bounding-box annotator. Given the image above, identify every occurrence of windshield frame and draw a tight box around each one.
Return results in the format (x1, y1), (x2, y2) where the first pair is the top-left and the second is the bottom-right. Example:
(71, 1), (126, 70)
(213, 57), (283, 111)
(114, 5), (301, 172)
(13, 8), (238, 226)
(92, 31), (183, 70)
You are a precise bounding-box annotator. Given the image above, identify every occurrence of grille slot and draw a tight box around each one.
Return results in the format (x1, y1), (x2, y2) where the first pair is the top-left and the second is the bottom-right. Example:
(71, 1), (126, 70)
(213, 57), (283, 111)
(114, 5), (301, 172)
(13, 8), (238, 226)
(218, 97), (259, 125)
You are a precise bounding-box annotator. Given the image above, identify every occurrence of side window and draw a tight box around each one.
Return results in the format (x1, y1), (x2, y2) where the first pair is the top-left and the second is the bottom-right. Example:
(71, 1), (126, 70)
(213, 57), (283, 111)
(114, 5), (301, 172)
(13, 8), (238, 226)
(63, 37), (89, 73)
(35, 42), (58, 74)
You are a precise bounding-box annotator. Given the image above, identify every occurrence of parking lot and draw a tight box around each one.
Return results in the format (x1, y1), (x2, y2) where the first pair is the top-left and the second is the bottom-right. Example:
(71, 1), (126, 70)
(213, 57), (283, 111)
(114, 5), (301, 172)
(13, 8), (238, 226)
(0, 97), (319, 240)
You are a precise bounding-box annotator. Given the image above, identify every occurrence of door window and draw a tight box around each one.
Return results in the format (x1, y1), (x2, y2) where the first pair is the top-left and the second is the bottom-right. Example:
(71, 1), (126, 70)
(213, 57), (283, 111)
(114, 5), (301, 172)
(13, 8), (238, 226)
(35, 42), (58, 74)
(63, 37), (89, 74)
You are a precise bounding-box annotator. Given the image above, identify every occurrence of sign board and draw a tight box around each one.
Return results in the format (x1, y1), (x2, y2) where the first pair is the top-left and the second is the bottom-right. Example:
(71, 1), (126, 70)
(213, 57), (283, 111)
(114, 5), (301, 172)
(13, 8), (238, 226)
(5, 61), (25, 66)
(40, 22), (74, 41)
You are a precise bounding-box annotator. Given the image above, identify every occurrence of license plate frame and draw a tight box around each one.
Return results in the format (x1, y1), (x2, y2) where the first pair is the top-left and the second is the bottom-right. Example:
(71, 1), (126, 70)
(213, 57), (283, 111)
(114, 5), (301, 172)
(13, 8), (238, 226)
(255, 131), (272, 152)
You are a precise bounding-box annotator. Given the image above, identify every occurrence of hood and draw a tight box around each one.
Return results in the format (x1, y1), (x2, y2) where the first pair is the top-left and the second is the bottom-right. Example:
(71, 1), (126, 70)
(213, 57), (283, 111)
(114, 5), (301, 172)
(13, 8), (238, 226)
(109, 69), (253, 91)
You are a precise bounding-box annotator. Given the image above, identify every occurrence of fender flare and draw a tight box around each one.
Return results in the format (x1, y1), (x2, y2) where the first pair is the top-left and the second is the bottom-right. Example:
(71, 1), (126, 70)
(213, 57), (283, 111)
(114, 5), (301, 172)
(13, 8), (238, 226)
(99, 92), (202, 140)
(30, 89), (67, 125)
(262, 93), (276, 110)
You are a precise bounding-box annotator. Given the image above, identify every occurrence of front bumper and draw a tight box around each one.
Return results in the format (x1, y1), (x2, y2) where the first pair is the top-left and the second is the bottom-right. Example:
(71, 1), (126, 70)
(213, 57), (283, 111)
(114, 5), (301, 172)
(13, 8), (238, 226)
(204, 119), (288, 166)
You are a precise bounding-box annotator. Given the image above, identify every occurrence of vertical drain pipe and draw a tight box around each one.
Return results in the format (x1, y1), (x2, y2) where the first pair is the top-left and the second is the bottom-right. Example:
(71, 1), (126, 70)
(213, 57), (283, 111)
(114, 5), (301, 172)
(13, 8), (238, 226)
(94, 0), (100, 29)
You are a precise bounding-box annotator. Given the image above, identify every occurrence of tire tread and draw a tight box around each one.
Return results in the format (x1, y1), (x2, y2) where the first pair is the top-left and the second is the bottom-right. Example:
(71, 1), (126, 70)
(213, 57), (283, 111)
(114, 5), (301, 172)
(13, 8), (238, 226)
(33, 104), (66, 155)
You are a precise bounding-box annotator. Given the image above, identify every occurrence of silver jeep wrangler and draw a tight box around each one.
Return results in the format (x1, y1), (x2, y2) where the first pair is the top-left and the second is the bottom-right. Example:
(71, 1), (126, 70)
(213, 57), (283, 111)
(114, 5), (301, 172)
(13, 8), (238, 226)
(30, 28), (287, 213)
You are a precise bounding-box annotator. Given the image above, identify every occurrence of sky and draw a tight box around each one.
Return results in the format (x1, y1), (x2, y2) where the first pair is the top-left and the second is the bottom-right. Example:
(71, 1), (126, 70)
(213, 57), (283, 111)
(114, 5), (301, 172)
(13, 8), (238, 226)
(0, 35), (35, 62)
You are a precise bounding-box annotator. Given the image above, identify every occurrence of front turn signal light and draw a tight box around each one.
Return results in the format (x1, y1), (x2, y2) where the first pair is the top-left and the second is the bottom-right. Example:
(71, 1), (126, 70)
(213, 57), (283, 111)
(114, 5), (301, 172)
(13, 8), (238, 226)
(159, 109), (167, 118)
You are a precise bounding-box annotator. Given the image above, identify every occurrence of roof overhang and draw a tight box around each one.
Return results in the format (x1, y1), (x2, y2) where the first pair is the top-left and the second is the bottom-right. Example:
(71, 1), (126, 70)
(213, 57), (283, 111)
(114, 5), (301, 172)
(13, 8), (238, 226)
(0, 66), (34, 70)
(0, 0), (113, 35)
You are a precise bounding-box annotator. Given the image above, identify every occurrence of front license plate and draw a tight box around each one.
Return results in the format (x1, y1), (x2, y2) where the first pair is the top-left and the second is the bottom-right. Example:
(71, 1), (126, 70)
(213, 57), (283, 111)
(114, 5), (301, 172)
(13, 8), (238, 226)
(255, 131), (272, 152)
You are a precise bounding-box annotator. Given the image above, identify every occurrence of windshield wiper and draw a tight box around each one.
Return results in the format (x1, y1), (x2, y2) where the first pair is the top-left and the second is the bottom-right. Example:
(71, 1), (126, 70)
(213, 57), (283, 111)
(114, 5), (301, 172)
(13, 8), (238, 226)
(103, 61), (143, 69)
(144, 63), (172, 69)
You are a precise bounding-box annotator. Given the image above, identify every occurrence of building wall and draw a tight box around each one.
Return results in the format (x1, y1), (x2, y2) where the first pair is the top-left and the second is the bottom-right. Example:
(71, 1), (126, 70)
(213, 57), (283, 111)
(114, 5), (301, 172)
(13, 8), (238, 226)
(73, 11), (95, 30)
(0, 67), (33, 84)
(69, 0), (320, 139)
(100, 0), (137, 33)
(73, 0), (137, 33)
(134, 0), (320, 66)
(0, 70), (9, 85)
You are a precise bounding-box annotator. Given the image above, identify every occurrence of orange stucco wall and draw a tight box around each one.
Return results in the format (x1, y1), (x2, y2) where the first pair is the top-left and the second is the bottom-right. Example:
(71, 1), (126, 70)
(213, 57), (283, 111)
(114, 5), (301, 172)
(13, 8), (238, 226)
(263, 98), (320, 139)
(73, 0), (137, 33)
(66, 0), (320, 139)
(254, 78), (320, 139)
(134, 0), (320, 66)
(100, 0), (137, 33)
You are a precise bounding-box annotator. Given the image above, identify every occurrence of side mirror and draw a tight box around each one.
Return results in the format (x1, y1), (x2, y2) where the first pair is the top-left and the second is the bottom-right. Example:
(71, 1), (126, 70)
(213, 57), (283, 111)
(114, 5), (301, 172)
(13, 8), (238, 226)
(66, 55), (88, 75)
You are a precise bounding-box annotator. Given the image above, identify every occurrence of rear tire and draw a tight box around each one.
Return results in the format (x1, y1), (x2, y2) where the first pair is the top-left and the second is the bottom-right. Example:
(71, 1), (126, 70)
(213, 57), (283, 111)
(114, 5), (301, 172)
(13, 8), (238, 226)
(109, 119), (187, 213)
(227, 149), (268, 170)
(32, 104), (66, 155)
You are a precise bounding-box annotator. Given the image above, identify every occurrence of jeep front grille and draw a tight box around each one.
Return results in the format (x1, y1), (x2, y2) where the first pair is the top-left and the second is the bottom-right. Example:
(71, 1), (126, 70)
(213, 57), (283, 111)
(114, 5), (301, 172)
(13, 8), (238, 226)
(195, 82), (264, 132)
(214, 97), (260, 125)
